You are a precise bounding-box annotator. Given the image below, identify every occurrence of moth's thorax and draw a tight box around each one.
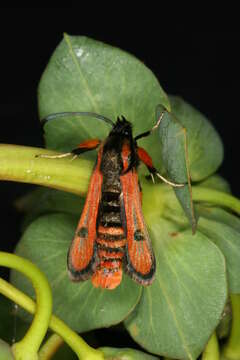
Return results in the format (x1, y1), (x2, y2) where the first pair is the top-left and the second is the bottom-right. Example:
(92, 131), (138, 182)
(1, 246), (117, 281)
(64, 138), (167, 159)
(101, 134), (131, 172)
(100, 147), (122, 195)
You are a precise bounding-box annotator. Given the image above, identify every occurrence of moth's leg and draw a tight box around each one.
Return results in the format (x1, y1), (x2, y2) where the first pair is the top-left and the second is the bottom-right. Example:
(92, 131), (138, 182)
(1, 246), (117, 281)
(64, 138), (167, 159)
(36, 139), (101, 159)
(134, 109), (165, 142)
(137, 147), (184, 188)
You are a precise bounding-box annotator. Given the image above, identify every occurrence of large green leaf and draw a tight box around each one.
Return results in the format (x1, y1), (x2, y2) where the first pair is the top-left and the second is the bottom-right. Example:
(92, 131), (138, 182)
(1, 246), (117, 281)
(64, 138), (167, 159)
(156, 96), (224, 231)
(198, 217), (240, 293)
(15, 187), (82, 216)
(15, 187), (83, 230)
(11, 214), (142, 332)
(124, 218), (227, 359)
(38, 34), (170, 170)
(157, 105), (197, 232)
(197, 206), (240, 233)
(169, 96), (224, 181)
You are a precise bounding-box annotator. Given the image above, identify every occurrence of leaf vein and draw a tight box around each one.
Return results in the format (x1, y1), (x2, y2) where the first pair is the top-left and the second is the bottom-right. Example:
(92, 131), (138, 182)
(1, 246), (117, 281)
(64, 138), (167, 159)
(64, 34), (100, 113)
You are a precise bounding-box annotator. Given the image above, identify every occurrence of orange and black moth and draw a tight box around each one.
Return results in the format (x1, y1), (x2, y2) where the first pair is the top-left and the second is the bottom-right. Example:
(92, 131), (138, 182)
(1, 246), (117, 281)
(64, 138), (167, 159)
(41, 111), (182, 290)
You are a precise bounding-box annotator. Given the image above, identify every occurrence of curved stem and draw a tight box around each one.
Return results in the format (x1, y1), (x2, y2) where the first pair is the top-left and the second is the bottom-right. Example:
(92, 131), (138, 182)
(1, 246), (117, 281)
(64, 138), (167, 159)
(223, 294), (240, 359)
(201, 332), (219, 360)
(0, 252), (52, 360)
(192, 187), (240, 215)
(39, 334), (63, 360)
(0, 277), (104, 360)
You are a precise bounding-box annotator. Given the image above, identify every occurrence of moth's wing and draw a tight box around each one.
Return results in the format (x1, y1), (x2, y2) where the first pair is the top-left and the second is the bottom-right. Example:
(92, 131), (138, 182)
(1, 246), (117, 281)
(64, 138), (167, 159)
(120, 169), (156, 285)
(68, 152), (103, 281)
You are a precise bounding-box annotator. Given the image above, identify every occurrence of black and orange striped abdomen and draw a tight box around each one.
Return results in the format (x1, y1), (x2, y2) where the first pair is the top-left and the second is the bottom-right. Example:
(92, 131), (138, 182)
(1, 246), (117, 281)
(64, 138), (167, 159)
(92, 226), (126, 289)
(91, 146), (127, 289)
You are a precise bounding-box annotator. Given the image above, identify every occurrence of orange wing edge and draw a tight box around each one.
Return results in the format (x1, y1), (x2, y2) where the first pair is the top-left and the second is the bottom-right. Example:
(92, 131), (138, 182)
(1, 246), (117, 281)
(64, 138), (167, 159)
(120, 168), (156, 286)
(67, 150), (103, 282)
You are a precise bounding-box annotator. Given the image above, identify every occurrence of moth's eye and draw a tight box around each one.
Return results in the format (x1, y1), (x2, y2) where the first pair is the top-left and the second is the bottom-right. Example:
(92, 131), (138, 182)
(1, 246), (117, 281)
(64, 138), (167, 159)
(124, 130), (129, 136)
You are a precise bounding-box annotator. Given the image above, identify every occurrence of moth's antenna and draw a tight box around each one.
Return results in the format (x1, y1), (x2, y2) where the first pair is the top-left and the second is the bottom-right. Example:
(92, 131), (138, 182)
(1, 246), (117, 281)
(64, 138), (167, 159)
(40, 111), (115, 127)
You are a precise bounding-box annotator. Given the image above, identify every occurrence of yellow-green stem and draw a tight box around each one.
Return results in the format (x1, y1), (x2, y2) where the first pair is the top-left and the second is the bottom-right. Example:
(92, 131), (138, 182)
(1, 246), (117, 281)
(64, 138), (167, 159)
(0, 252), (52, 360)
(192, 187), (240, 215)
(223, 294), (240, 359)
(0, 144), (91, 195)
(38, 334), (63, 360)
(0, 277), (104, 360)
(2, 145), (240, 220)
(201, 332), (219, 360)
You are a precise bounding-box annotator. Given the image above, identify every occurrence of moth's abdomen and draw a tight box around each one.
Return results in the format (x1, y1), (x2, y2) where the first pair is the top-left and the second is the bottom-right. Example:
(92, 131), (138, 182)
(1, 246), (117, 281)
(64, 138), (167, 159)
(91, 153), (126, 289)
(91, 225), (126, 289)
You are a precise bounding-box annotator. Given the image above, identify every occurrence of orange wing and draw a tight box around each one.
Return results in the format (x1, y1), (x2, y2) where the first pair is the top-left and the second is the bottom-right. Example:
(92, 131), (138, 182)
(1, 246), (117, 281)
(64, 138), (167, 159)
(120, 145), (156, 285)
(67, 148), (103, 281)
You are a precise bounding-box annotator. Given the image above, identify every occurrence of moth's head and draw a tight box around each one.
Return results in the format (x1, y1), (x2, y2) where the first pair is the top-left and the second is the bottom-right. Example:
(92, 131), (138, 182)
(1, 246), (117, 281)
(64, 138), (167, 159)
(110, 116), (133, 138)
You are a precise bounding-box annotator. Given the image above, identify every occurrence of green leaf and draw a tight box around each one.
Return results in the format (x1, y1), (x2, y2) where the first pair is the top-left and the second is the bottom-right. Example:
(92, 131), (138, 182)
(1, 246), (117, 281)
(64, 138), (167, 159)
(157, 105), (197, 232)
(11, 214), (142, 332)
(15, 188), (82, 216)
(169, 96), (224, 181)
(198, 217), (240, 293)
(101, 346), (159, 359)
(38, 34), (170, 170)
(125, 218), (227, 360)
(156, 96), (224, 232)
(197, 206), (240, 233)
(198, 175), (231, 194)
(15, 187), (83, 230)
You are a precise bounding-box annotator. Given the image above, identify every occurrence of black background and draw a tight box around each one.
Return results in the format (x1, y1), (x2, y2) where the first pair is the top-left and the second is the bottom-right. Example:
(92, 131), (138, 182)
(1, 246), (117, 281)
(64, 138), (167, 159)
(0, 10), (239, 258)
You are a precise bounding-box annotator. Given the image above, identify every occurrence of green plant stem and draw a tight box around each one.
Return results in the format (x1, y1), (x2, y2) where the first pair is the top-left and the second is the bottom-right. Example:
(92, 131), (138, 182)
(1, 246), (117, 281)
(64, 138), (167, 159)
(192, 187), (240, 215)
(0, 277), (104, 360)
(2, 145), (240, 219)
(0, 144), (91, 195)
(38, 334), (63, 360)
(223, 294), (240, 359)
(201, 332), (219, 360)
(0, 252), (52, 360)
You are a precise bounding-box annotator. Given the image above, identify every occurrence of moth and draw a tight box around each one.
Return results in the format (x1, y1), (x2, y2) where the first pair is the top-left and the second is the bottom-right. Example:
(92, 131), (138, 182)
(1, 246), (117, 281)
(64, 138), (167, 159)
(40, 111), (183, 289)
